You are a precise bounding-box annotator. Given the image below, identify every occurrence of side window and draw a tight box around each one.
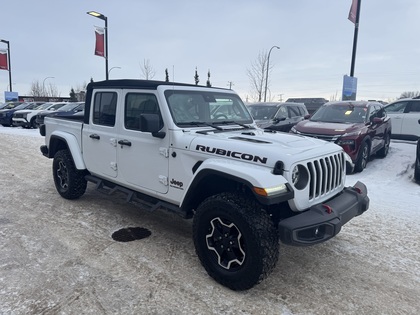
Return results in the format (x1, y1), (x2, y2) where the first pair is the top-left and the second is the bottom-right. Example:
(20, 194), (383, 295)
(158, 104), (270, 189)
(92, 92), (117, 126)
(288, 106), (301, 118)
(125, 93), (162, 131)
(406, 101), (420, 113)
(385, 102), (407, 113)
(376, 105), (386, 118)
(276, 106), (287, 118)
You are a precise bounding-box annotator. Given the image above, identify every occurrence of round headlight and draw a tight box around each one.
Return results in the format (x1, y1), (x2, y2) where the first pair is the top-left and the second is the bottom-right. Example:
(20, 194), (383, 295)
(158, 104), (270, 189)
(291, 164), (309, 190)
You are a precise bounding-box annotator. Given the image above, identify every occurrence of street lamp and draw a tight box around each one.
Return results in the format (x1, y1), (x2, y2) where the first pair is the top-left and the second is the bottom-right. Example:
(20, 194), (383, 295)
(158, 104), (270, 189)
(43, 76), (55, 97)
(108, 66), (121, 78)
(264, 45), (280, 102)
(87, 11), (109, 80)
(0, 39), (12, 92)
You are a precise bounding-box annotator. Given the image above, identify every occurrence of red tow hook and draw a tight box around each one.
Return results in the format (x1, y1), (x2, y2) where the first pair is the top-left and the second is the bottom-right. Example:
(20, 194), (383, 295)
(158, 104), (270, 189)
(323, 204), (333, 214)
(354, 186), (362, 194)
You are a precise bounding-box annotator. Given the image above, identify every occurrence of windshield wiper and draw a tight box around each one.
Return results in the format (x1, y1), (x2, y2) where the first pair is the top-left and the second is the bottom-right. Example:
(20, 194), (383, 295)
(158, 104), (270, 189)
(178, 121), (224, 130)
(214, 120), (253, 129)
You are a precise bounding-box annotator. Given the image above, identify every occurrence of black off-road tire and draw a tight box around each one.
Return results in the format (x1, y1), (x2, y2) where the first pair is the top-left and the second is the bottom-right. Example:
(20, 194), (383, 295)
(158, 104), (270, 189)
(193, 192), (279, 291)
(355, 141), (370, 173)
(53, 149), (87, 200)
(30, 117), (38, 129)
(377, 132), (390, 158)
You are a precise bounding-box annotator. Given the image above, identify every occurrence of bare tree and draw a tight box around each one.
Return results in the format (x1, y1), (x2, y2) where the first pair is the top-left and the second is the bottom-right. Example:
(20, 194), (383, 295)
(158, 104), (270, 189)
(140, 59), (156, 80)
(28, 80), (60, 98)
(29, 80), (43, 98)
(247, 50), (275, 102)
(45, 83), (59, 98)
(399, 91), (420, 99)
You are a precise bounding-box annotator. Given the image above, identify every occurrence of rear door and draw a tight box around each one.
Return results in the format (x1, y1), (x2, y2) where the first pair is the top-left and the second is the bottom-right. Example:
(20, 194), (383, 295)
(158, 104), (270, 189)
(400, 100), (420, 138)
(82, 90), (119, 178)
(385, 101), (407, 135)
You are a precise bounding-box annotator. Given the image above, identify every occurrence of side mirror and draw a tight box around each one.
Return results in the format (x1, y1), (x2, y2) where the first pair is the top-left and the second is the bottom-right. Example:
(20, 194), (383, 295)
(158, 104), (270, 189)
(273, 116), (286, 123)
(372, 117), (382, 124)
(304, 114), (311, 120)
(140, 114), (166, 138)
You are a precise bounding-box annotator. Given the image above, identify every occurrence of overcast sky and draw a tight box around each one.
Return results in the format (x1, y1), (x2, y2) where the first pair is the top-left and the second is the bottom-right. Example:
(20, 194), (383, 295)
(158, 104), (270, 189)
(1, 0), (420, 103)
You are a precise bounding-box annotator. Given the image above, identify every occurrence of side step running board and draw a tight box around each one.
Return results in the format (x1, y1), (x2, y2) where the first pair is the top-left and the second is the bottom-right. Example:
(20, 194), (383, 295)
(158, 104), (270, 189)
(85, 175), (188, 218)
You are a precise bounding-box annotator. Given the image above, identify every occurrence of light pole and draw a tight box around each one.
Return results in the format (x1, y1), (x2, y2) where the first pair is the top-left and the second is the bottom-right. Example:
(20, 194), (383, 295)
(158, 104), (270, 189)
(87, 11), (109, 80)
(108, 66), (121, 78)
(0, 39), (12, 92)
(264, 45), (280, 102)
(43, 76), (55, 97)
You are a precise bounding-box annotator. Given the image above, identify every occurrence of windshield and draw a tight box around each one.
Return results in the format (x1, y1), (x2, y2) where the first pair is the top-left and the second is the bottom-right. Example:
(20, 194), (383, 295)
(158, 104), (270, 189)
(36, 102), (54, 110)
(14, 103), (29, 110)
(57, 103), (79, 111)
(164, 90), (253, 127)
(247, 105), (278, 120)
(2, 102), (21, 110)
(311, 104), (367, 123)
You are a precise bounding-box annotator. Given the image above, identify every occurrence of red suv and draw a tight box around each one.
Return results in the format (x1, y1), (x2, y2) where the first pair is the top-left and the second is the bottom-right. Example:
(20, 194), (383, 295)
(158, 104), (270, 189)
(290, 101), (392, 172)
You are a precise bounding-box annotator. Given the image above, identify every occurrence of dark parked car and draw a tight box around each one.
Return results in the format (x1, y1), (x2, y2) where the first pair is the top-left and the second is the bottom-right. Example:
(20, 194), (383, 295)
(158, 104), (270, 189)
(247, 102), (309, 132)
(0, 102), (42, 126)
(286, 97), (328, 115)
(290, 101), (392, 172)
(35, 102), (84, 126)
(415, 120), (420, 183)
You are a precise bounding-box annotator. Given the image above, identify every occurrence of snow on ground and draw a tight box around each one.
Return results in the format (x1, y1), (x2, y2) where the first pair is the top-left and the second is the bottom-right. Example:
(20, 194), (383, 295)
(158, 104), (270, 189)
(0, 125), (419, 314)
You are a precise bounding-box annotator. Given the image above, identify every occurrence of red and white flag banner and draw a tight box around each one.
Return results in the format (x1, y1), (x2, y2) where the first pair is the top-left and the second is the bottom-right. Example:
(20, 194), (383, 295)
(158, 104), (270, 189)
(94, 26), (105, 58)
(0, 49), (8, 70)
(348, 0), (358, 24)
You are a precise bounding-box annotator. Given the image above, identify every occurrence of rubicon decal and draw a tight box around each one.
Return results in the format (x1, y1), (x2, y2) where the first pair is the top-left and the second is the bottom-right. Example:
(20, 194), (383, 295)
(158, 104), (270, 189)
(196, 145), (268, 164)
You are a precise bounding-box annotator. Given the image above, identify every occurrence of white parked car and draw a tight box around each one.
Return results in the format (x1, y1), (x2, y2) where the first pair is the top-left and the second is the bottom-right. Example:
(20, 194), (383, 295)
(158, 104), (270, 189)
(12, 102), (67, 128)
(384, 97), (420, 140)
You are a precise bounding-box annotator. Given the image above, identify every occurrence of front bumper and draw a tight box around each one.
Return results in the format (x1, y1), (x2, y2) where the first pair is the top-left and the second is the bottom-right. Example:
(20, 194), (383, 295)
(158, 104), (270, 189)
(12, 118), (30, 127)
(278, 181), (369, 246)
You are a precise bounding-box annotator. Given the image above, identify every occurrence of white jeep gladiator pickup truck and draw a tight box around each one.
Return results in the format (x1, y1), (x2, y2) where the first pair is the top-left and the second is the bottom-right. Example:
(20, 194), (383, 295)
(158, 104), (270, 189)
(40, 79), (369, 290)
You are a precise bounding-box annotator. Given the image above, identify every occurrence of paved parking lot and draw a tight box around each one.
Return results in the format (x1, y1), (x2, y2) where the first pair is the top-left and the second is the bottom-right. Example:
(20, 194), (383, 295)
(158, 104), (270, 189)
(0, 130), (419, 314)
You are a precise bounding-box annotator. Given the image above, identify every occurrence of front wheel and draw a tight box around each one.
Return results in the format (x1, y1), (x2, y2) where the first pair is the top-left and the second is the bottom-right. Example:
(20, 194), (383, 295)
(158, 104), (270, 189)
(53, 149), (87, 199)
(193, 192), (279, 290)
(377, 133), (390, 158)
(355, 141), (370, 172)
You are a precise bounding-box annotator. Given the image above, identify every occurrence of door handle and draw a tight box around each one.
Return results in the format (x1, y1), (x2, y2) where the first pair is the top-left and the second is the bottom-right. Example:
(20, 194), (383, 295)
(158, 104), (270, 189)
(89, 134), (100, 140)
(118, 139), (132, 147)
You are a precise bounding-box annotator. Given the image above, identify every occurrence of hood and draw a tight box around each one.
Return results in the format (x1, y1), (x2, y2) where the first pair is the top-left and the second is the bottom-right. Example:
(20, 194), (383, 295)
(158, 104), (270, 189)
(294, 120), (363, 136)
(179, 127), (342, 170)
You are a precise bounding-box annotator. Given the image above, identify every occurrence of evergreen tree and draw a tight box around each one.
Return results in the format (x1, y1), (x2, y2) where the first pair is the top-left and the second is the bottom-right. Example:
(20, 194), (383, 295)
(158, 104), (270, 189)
(206, 70), (212, 87)
(194, 67), (199, 85)
(69, 88), (77, 102)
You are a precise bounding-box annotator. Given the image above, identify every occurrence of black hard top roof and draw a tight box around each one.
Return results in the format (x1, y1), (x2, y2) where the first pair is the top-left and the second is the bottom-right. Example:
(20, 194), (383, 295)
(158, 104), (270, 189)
(86, 79), (227, 91)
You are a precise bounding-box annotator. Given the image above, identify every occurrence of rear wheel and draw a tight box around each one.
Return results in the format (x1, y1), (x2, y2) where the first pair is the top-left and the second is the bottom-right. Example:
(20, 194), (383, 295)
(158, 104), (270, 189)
(193, 192), (279, 291)
(53, 149), (87, 199)
(355, 141), (370, 172)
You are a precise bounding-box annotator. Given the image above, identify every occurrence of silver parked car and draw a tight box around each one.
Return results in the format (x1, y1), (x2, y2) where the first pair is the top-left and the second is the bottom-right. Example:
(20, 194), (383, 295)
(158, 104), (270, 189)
(384, 97), (420, 140)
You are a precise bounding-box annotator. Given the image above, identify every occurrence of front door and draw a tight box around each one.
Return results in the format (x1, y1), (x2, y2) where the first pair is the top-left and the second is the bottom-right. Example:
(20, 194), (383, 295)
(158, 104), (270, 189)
(116, 91), (169, 194)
